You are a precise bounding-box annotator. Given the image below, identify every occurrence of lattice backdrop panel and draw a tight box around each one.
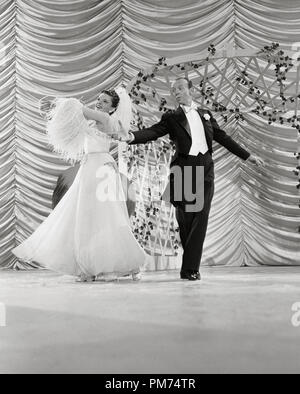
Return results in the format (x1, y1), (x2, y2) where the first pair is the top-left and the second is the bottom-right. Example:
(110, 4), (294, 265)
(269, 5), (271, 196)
(0, 0), (299, 269)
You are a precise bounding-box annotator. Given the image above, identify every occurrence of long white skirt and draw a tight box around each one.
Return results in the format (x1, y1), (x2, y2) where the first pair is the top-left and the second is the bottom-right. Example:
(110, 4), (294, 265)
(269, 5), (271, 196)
(12, 153), (147, 277)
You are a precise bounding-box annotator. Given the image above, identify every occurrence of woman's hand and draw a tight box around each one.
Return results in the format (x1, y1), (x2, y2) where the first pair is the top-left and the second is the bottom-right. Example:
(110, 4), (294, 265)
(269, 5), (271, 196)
(119, 132), (135, 143)
(39, 97), (55, 119)
(110, 133), (121, 140)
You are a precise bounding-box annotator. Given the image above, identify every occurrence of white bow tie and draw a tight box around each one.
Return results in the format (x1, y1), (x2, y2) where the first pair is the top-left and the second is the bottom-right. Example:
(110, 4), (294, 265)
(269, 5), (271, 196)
(183, 103), (198, 113)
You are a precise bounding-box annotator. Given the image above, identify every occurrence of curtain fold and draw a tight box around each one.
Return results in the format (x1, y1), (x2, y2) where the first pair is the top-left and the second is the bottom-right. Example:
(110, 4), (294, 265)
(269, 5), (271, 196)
(0, 0), (299, 269)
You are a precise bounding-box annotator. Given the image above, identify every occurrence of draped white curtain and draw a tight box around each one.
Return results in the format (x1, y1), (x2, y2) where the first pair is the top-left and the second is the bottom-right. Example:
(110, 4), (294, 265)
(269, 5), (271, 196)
(0, 0), (299, 269)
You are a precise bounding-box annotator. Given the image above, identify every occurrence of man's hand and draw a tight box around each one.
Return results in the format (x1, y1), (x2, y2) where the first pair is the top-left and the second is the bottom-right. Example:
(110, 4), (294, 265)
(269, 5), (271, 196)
(115, 131), (135, 143)
(247, 154), (265, 167)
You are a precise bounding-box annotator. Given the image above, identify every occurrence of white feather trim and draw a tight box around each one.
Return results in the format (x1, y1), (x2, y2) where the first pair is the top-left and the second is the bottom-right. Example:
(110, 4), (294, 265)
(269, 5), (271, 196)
(46, 98), (89, 162)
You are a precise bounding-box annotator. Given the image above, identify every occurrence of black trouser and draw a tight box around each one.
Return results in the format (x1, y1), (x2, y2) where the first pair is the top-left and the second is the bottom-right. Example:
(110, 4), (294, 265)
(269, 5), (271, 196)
(173, 152), (214, 272)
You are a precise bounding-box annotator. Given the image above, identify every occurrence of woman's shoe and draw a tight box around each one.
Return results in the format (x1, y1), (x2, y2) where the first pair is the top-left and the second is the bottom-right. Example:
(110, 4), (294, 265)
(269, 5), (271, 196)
(132, 271), (141, 281)
(76, 274), (96, 283)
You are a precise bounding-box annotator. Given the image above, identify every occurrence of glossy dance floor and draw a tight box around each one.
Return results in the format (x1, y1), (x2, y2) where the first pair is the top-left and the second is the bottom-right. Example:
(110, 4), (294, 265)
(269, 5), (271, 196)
(0, 267), (300, 374)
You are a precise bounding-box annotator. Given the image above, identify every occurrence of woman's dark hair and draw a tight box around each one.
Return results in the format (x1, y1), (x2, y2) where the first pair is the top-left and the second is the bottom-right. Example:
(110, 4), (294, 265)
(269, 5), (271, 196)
(101, 89), (120, 108)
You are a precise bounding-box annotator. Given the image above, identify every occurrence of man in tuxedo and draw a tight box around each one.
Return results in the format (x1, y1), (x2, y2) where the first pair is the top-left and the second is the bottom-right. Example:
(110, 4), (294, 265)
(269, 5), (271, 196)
(124, 77), (263, 281)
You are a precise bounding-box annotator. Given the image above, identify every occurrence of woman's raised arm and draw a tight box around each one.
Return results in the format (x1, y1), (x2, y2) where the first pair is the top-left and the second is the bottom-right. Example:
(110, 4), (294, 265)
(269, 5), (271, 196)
(82, 106), (111, 125)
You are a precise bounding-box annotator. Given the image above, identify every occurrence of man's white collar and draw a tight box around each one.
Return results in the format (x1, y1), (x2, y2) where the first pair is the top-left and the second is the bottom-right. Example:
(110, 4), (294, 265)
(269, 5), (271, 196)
(181, 101), (198, 113)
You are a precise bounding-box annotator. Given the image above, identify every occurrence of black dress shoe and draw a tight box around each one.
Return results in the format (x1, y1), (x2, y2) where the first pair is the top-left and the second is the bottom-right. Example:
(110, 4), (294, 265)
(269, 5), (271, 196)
(193, 271), (201, 280)
(180, 271), (199, 281)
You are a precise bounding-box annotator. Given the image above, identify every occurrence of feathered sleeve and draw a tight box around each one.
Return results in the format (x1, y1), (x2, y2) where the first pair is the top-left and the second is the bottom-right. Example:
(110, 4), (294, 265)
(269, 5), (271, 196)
(46, 98), (90, 162)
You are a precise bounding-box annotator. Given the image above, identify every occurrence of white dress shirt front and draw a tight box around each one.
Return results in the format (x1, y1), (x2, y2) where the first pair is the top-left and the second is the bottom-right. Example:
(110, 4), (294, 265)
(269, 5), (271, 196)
(182, 102), (208, 156)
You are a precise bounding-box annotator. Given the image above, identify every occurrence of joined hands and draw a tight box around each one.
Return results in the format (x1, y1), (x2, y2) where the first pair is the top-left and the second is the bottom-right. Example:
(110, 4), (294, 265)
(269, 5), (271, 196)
(109, 122), (134, 142)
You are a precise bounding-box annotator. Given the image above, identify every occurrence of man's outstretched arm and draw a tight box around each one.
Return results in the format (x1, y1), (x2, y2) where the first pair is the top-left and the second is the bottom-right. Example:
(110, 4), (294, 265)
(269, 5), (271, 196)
(123, 113), (170, 145)
(209, 111), (264, 166)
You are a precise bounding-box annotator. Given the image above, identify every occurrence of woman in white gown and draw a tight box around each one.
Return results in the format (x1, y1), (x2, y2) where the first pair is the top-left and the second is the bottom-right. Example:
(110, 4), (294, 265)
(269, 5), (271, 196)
(12, 88), (147, 282)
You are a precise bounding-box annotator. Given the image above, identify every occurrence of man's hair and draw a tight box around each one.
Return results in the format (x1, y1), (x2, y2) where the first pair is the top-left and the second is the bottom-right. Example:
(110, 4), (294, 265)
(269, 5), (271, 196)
(101, 89), (120, 108)
(174, 77), (193, 89)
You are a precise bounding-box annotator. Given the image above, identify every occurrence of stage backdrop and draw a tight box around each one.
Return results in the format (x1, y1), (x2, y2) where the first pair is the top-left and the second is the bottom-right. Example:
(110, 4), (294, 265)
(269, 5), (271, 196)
(0, 0), (299, 269)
